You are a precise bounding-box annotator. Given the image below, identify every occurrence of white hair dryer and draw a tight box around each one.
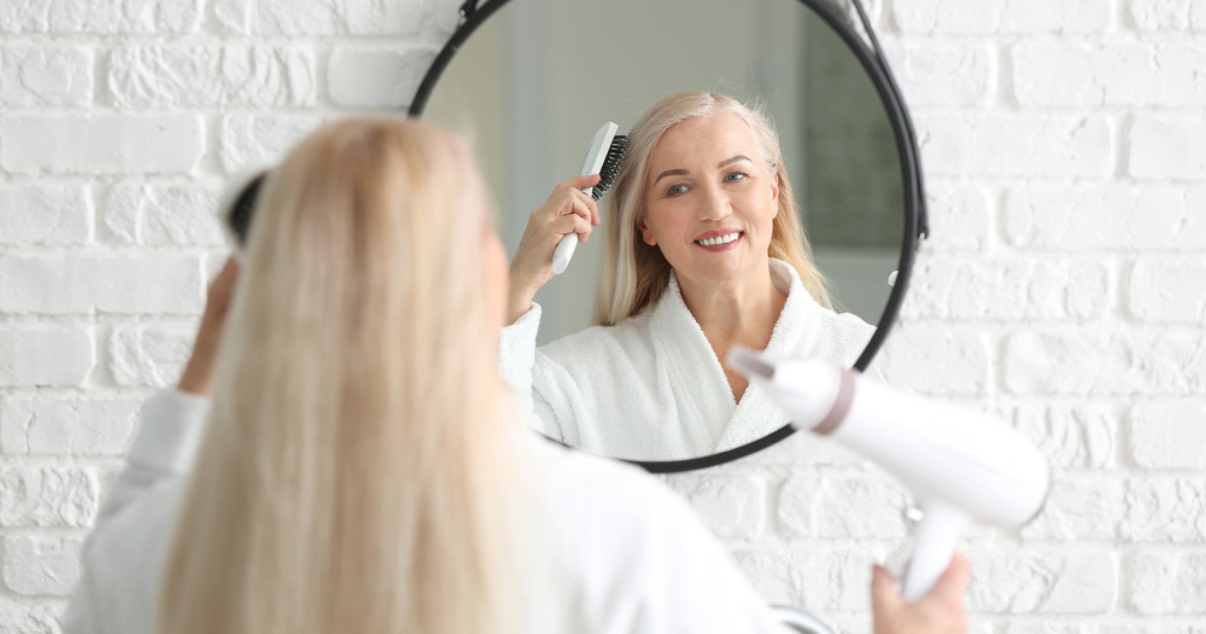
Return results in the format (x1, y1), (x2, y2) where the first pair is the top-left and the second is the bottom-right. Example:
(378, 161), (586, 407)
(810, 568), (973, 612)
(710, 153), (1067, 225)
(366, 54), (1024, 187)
(727, 347), (1050, 602)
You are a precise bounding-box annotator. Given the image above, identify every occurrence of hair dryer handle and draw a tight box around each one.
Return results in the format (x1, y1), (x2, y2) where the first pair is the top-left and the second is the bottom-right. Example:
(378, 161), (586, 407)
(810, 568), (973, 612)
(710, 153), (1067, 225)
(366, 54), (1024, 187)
(900, 503), (969, 603)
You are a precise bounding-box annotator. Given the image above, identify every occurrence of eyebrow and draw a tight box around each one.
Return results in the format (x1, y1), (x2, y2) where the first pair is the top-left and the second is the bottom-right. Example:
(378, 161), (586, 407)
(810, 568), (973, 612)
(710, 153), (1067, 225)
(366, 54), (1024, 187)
(652, 155), (753, 186)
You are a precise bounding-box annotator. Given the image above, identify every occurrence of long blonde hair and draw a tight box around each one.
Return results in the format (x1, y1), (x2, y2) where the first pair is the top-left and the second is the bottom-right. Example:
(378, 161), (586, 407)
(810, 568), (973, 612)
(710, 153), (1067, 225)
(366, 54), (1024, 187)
(159, 117), (524, 634)
(595, 91), (832, 325)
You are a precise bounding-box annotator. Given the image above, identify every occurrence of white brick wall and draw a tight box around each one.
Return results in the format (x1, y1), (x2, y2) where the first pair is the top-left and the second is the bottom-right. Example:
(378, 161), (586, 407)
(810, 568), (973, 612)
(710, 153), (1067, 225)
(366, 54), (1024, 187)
(0, 0), (1202, 632)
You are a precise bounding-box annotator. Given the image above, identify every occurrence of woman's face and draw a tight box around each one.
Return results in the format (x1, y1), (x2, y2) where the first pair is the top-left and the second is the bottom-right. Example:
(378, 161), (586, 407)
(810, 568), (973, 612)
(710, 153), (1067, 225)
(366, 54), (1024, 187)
(638, 111), (779, 288)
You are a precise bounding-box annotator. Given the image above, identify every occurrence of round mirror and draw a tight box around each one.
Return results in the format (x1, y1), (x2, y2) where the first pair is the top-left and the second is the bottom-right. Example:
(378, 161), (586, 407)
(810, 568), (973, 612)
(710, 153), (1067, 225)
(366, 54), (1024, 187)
(412, 0), (922, 471)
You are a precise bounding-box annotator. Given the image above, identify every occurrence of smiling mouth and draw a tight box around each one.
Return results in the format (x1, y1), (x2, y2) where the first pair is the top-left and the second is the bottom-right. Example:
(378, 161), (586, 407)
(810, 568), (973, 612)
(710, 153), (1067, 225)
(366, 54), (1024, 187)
(695, 232), (743, 246)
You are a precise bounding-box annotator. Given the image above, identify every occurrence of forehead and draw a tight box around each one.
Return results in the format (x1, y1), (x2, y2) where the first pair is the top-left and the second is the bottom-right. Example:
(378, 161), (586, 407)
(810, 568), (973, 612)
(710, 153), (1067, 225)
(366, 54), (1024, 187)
(648, 111), (758, 169)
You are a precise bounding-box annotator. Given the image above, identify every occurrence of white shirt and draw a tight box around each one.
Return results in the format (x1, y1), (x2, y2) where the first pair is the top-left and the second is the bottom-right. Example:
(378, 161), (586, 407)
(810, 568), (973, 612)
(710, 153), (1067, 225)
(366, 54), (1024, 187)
(500, 259), (875, 461)
(64, 390), (792, 634)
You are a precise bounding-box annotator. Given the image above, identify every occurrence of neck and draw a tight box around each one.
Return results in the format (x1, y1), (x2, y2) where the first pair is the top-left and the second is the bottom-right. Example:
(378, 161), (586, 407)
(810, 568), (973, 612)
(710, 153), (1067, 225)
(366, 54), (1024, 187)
(676, 260), (786, 346)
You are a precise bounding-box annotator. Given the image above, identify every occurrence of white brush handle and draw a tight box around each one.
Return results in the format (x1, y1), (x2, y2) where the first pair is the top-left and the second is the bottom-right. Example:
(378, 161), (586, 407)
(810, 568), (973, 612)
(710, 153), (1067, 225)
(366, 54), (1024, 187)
(552, 232), (578, 275)
(552, 122), (617, 276)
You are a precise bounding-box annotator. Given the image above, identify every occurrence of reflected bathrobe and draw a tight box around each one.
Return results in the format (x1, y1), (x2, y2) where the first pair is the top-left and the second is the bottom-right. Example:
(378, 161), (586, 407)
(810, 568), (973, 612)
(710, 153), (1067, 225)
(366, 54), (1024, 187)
(64, 390), (792, 634)
(500, 259), (875, 461)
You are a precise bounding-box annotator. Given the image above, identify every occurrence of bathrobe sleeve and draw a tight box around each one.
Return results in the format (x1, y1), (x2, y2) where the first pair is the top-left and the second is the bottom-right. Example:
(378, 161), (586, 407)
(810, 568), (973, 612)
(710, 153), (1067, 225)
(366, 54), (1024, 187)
(498, 302), (581, 444)
(64, 389), (209, 634)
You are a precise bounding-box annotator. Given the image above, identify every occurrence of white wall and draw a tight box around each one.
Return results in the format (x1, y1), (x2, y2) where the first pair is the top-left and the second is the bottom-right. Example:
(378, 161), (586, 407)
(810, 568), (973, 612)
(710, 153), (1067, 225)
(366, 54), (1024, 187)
(1, 0), (1203, 632)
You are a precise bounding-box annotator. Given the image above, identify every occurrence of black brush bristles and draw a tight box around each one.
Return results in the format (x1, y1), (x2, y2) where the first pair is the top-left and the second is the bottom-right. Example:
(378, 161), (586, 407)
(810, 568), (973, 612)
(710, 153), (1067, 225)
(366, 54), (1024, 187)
(591, 134), (627, 201)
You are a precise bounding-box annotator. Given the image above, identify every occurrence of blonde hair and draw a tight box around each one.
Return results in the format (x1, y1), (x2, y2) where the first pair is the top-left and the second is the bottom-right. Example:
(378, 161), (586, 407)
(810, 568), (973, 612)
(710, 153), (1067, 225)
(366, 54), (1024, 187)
(159, 117), (524, 634)
(595, 91), (832, 325)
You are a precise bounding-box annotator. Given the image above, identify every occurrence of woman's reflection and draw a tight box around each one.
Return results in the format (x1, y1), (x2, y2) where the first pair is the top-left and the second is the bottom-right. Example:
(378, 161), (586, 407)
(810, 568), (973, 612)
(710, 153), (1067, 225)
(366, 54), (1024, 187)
(502, 92), (874, 461)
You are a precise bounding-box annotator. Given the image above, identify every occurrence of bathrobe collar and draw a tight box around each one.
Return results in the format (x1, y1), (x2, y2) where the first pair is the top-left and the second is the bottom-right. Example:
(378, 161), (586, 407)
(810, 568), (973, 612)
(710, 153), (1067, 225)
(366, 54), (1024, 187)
(650, 258), (830, 454)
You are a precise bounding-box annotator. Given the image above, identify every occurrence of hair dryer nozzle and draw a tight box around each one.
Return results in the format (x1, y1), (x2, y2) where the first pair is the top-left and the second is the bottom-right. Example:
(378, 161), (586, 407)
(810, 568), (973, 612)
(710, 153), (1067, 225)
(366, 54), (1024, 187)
(726, 345), (774, 381)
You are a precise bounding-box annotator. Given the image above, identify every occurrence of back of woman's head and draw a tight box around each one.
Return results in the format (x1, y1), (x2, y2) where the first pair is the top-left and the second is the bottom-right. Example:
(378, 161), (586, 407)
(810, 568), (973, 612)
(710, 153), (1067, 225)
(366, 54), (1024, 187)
(595, 91), (832, 325)
(160, 117), (523, 634)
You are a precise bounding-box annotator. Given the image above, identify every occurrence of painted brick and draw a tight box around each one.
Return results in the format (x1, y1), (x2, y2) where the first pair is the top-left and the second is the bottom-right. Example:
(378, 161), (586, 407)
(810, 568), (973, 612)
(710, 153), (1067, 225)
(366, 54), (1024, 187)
(1123, 479), (1206, 542)
(0, 0), (202, 33)
(328, 47), (436, 107)
(1013, 401), (1117, 469)
(967, 548), (1117, 613)
(894, 0), (1113, 34)
(1014, 43), (1206, 107)
(779, 473), (908, 539)
(1127, 260), (1206, 324)
(2, 535), (82, 596)
(0, 255), (203, 315)
(1004, 331), (1206, 396)
(665, 475), (766, 539)
(882, 42), (994, 107)
(904, 257), (1109, 321)
(0, 467), (98, 528)
(0, 600), (64, 634)
(0, 115), (204, 175)
(0, 328), (94, 388)
(212, 0), (434, 35)
(109, 324), (194, 387)
(101, 181), (226, 246)
(1130, 116), (1206, 180)
(733, 547), (890, 611)
(0, 46), (92, 107)
(1130, 551), (1206, 613)
(1021, 476), (1124, 541)
(1130, 401), (1206, 469)
(0, 185), (92, 246)
(1002, 624), (1094, 634)
(738, 427), (865, 468)
(0, 396), (140, 456)
(1005, 185), (1206, 251)
(917, 114), (1113, 178)
(220, 113), (327, 173)
(922, 184), (991, 251)
(1131, 0), (1206, 31)
(865, 325), (989, 396)
(109, 45), (315, 108)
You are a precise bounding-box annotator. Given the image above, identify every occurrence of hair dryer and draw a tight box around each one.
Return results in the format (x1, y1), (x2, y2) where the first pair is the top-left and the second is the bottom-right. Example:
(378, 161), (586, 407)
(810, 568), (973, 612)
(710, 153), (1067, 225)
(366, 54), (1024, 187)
(727, 347), (1050, 602)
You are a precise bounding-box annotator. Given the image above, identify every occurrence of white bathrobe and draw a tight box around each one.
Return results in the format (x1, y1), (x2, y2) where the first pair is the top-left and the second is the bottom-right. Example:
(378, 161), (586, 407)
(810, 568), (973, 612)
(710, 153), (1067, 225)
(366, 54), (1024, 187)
(500, 259), (875, 461)
(65, 390), (792, 634)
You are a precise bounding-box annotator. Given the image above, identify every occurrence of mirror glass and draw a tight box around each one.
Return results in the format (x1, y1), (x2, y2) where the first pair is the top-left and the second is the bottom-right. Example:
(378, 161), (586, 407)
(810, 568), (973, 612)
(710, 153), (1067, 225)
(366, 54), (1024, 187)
(421, 0), (905, 463)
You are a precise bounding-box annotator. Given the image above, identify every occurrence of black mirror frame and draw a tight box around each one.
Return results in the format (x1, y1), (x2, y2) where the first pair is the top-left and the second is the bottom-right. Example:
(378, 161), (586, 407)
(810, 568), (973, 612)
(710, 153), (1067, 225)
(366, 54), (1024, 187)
(410, 0), (928, 473)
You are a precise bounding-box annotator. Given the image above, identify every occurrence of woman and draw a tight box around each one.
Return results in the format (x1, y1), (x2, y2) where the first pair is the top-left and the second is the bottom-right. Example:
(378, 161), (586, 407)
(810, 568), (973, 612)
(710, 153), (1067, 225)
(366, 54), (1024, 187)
(503, 91), (874, 461)
(63, 116), (967, 634)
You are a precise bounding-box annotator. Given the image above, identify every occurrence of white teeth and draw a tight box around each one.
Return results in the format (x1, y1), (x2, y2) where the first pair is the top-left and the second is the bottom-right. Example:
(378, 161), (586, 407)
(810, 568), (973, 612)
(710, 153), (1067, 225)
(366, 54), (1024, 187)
(697, 232), (741, 246)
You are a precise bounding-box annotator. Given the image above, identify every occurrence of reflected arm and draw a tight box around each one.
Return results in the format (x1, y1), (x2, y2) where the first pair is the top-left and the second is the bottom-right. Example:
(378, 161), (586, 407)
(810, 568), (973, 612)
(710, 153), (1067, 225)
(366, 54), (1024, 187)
(498, 302), (567, 442)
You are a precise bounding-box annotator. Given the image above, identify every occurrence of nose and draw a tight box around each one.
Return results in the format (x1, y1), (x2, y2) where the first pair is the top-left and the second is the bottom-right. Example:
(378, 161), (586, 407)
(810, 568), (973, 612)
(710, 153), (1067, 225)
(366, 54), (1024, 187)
(696, 181), (731, 222)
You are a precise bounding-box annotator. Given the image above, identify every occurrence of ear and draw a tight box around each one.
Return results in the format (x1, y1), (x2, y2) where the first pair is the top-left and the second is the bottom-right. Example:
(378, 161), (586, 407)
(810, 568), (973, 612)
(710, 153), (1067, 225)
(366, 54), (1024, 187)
(770, 172), (780, 218)
(637, 215), (657, 246)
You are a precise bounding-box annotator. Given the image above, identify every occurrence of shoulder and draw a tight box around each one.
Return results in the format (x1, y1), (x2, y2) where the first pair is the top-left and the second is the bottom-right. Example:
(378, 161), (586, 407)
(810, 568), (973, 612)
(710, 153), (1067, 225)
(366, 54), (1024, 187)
(525, 439), (791, 633)
(528, 438), (699, 537)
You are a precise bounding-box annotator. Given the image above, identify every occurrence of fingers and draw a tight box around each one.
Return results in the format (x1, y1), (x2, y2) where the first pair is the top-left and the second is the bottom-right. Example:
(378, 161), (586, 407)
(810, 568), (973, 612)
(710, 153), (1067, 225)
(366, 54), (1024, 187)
(557, 173), (602, 192)
(871, 564), (903, 614)
(930, 553), (971, 607)
(553, 213), (593, 243)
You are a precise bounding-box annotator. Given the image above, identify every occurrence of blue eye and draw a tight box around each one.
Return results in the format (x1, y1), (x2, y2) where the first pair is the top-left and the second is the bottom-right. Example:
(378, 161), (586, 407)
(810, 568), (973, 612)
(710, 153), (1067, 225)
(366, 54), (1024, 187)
(668, 184), (688, 195)
(726, 172), (748, 182)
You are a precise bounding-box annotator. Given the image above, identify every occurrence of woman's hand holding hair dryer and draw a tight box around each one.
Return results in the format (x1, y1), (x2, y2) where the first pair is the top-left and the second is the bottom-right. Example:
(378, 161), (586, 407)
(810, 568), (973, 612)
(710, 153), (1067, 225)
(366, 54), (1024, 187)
(507, 174), (601, 325)
(872, 553), (971, 634)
